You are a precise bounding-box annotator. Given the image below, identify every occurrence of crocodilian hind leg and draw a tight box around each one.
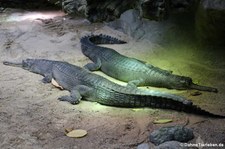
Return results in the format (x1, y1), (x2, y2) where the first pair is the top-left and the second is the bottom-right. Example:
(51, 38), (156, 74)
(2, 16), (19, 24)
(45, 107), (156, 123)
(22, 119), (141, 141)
(83, 58), (101, 71)
(127, 78), (144, 88)
(42, 74), (52, 83)
(58, 85), (93, 104)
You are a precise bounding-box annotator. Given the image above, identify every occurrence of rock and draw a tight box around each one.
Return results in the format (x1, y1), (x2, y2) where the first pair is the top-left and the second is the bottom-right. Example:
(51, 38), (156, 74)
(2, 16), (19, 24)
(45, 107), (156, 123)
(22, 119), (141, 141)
(201, 0), (225, 10)
(108, 8), (176, 42)
(155, 141), (188, 149)
(61, 0), (87, 16)
(118, 9), (144, 39)
(58, 0), (170, 22)
(140, 0), (169, 21)
(108, 9), (144, 40)
(137, 143), (150, 149)
(196, 0), (225, 46)
(149, 125), (194, 145)
(170, 0), (195, 12)
(86, 0), (137, 22)
(120, 9), (142, 27)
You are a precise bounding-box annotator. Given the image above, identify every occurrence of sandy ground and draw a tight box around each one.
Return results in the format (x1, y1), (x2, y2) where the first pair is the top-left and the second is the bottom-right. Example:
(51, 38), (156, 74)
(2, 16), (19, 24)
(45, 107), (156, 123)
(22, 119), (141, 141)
(0, 9), (225, 149)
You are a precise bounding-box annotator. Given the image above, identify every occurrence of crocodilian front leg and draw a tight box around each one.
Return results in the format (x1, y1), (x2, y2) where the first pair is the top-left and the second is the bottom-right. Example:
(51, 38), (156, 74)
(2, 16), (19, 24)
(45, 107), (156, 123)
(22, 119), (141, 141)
(58, 85), (93, 104)
(83, 58), (101, 71)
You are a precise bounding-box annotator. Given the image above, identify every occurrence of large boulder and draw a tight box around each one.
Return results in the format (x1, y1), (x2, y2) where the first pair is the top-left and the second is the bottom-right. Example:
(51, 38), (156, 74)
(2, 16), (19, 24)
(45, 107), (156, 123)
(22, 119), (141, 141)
(61, 0), (87, 16)
(196, 0), (225, 46)
(58, 0), (171, 22)
(138, 0), (169, 21)
(107, 9), (144, 40)
(149, 125), (194, 145)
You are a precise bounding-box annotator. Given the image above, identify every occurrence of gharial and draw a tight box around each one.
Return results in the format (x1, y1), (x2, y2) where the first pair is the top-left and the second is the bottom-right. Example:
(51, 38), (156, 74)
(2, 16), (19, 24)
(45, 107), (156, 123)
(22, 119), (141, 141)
(80, 34), (218, 93)
(3, 59), (224, 118)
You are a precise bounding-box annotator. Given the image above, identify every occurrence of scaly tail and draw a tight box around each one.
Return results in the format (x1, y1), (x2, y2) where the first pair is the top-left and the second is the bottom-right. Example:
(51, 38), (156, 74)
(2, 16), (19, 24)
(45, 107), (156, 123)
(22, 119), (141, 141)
(95, 87), (225, 118)
(139, 94), (224, 118)
(81, 34), (126, 45)
(140, 94), (225, 118)
(181, 103), (225, 118)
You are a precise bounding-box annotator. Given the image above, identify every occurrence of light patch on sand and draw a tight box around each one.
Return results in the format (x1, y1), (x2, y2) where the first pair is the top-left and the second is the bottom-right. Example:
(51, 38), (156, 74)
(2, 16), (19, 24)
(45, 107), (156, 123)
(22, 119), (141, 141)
(6, 11), (65, 22)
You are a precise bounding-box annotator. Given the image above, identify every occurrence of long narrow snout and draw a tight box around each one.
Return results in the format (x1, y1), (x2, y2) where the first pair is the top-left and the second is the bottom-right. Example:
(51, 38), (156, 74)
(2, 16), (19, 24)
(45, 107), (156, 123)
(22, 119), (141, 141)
(3, 61), (23, 68)
(189, 83), (218, 93)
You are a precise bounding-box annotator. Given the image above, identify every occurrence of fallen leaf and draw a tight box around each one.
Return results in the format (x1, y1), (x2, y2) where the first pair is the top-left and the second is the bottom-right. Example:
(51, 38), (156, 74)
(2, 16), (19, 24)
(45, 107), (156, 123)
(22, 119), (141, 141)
(190, 91), (202, 96)
(153, 119), (173, 124)
(66, 129), (87, 138)
(51, 78), (63, 89)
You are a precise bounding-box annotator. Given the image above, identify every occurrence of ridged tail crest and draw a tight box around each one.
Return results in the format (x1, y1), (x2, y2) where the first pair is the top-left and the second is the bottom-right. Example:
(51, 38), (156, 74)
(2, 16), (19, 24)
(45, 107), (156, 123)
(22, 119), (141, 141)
(80, 34), (126, 45)
(95, 86), (225, 118)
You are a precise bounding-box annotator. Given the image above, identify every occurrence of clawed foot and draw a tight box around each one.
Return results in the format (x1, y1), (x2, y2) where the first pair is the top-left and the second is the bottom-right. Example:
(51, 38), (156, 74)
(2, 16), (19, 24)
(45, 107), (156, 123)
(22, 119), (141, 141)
(58, 95), (81, 105)
(42, 76), (51, 84)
